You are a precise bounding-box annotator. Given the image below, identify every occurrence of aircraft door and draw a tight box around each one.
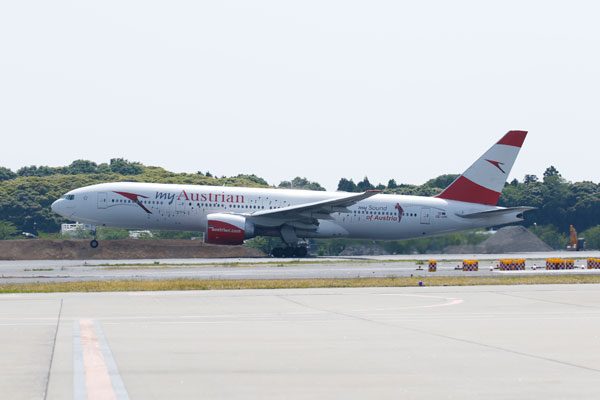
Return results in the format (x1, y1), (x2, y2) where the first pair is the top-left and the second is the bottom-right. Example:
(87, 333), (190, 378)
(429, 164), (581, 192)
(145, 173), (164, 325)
(97, 192), (108, 209)
(420, 207), (431, 225)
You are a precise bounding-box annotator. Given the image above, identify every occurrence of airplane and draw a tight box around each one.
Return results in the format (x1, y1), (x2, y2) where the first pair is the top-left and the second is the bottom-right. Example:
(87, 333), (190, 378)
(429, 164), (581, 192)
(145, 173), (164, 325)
(51, 130), (533, 257)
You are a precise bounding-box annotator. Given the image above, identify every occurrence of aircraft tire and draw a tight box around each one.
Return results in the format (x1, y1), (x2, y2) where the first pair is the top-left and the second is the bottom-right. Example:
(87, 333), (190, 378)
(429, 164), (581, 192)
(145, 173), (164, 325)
(283, 247), (295, 258)
(293, 247), (308, 258)
(271, 247), (284, 258)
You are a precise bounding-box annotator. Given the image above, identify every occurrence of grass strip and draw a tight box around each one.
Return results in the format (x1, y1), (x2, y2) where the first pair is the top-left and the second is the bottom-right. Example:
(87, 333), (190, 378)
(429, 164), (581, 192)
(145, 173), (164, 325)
(2, 275), (600, 293)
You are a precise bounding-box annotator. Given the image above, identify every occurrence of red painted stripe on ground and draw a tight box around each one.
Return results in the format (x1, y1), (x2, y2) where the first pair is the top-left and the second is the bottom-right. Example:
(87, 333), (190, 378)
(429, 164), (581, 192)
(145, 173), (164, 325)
(80, 319), (117, 400)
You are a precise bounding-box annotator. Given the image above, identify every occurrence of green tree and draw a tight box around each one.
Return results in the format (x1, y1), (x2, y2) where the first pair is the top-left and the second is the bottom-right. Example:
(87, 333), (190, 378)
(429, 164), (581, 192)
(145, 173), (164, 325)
(294, 177), (324, 191)
(279, 177), (325, 191)
(529, 225), (568, 250)
(0, 167), (16, 181)
(499, 166), (600, 231)
(356, 177), (374, 191)
(387, 179), (398, 189)
(423, 174), (459, 190)
(97, 227), (130, 240)
(523, 174), (538, 184)
(337, 178), (357, 192)
(17, 165), (60, 177)
(0, 221), (18, 239)
(66, 160), (98, 174)
(109, 158), (143, 175)
(235, 174), (269, 186)
(97, 163), (112, 173)
(582, 226), (600, 250)
(569, 182), (600, 230)
(543, 165), (561, 180)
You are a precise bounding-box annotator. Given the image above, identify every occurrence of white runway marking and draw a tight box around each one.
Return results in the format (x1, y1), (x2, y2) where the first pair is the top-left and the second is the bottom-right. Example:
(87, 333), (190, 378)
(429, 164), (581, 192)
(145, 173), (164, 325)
(358, 293), (464, 311)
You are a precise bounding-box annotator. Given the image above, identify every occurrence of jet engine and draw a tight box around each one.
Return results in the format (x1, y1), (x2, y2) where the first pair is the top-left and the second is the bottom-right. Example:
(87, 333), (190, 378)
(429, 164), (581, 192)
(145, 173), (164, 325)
(205, 213), (255, 245)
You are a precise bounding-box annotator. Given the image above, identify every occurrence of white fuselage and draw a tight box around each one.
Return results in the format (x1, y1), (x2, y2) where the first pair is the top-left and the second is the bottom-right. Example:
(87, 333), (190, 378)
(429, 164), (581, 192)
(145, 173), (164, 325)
(51, 182), (523, 241)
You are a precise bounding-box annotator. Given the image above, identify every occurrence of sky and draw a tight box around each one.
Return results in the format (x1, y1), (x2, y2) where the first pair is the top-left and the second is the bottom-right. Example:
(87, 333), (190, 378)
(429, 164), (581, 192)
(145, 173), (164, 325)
(1, 1), (599, 190)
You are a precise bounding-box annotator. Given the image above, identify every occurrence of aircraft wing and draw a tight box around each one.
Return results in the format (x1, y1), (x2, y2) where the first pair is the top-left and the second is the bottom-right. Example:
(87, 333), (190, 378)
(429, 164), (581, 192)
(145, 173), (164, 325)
(246, 190), (380, 227)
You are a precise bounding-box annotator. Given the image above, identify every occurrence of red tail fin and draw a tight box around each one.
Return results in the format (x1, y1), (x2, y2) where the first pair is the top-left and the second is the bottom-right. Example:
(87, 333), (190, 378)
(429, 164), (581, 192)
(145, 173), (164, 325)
(436, 130), (527, 205)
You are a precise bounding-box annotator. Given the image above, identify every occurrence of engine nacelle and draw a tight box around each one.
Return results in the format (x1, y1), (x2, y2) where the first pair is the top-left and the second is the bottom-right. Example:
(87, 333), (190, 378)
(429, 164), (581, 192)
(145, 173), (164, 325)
(205, 213), (255, 245)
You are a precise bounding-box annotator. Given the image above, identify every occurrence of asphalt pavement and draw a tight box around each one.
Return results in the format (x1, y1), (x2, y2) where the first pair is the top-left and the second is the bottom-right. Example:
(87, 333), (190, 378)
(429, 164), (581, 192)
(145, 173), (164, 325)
(1, 284), (600, 399)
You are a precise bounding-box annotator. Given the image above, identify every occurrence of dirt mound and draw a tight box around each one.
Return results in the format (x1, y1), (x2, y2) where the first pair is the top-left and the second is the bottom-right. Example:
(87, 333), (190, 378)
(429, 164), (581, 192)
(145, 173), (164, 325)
(445, 226), (553, 254)
(0, 239), (265, 260)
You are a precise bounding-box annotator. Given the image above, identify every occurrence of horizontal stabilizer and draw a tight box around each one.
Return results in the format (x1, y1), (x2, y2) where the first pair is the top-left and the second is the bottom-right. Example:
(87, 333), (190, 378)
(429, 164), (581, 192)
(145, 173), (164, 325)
(458, 207), (536, 219)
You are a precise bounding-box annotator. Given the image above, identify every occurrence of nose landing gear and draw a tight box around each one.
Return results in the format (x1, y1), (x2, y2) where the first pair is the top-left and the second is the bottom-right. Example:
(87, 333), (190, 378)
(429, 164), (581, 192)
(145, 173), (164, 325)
(89, 227), (99, 248)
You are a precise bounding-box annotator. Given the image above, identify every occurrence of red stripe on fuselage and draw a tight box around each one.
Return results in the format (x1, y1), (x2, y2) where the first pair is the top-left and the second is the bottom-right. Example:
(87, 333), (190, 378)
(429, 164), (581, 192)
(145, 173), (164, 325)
(436, 176), (501, 206)
(497, 130), (528, 148)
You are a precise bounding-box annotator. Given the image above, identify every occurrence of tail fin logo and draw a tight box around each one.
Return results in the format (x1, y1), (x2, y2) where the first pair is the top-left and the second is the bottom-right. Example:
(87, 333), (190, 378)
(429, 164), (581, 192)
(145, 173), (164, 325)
(485, 159), (506, 174)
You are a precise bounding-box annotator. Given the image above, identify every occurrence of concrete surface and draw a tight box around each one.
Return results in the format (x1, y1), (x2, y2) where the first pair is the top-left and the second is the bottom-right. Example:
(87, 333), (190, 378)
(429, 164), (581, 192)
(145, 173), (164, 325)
(0, 252), (599, 283)
(1, 284), (600, 399)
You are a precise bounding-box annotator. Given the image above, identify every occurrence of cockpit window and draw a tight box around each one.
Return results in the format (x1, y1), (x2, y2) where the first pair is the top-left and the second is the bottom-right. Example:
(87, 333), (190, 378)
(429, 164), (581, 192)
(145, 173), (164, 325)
(63, 195), (75, 200)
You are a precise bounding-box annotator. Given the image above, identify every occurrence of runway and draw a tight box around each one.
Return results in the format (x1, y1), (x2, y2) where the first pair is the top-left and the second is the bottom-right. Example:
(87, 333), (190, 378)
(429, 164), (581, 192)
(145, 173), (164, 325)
(1, 284), (600, 399)
(0, 252), (599, 283)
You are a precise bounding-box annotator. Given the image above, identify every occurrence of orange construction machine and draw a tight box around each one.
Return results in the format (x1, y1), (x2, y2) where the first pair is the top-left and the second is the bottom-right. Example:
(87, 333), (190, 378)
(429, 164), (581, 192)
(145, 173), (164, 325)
(566, 225), (585, 251)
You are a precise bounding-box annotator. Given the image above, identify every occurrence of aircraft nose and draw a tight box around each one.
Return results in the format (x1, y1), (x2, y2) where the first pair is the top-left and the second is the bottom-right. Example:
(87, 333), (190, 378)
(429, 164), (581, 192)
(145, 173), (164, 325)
(51, 199), (64, 216)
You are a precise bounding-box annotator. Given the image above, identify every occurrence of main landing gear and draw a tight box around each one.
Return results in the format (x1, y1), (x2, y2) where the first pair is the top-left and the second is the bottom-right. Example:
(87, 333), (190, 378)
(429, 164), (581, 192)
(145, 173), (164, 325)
(271, 246), (308, 258)
(272, 225), (308, 258)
